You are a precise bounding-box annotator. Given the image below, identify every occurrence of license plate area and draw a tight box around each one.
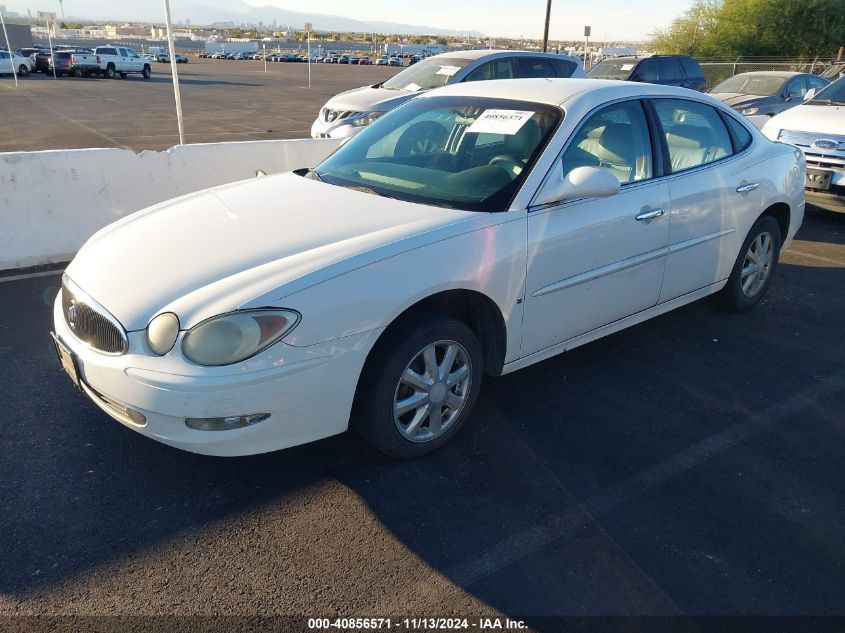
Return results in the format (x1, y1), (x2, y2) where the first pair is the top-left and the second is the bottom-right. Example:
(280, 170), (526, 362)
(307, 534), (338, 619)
(51, 332), (80, 388)
(806, 167), (832, 191)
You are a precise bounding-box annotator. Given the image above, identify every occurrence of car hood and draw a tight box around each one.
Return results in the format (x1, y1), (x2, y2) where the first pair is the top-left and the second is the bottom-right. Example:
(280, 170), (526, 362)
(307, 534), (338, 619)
(710, 93), (772, 108)
(65, 173), (479, 331)
(324, 85), (419, 112)
(766, 103), (845, 135)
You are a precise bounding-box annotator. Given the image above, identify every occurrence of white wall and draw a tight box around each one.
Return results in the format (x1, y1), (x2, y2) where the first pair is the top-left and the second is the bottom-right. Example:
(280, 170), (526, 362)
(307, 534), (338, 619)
(0, 138), (342, 270)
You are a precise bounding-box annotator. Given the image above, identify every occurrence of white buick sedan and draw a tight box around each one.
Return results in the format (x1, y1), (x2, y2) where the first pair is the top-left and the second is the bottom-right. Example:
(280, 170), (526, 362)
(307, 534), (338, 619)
(53, 79), (805, 458)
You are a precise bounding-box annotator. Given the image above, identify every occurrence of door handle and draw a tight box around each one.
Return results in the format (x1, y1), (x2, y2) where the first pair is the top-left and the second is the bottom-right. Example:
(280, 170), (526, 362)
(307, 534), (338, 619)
(635, 208), (665, 221)
(736, 182), (759, 193)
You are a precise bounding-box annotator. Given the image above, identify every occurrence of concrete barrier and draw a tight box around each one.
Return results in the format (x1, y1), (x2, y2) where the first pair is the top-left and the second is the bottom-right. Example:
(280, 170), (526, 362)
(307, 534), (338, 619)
(0, 138), (343, 271)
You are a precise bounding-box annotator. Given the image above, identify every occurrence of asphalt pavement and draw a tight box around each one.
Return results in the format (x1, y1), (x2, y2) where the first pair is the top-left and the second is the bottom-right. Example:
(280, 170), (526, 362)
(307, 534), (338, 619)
(0, 208), (843, 628)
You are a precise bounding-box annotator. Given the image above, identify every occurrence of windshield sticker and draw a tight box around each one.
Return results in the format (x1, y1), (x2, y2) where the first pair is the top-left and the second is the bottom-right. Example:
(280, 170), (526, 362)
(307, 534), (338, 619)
(620, 64), (635, 70)
(467, 109), (535, 135)
(404, 82), (422, 91)
(436, 65), (462, 76)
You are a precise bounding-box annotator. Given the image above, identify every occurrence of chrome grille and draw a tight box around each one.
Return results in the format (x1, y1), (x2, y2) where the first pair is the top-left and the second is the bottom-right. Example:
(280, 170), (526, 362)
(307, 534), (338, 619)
(779, 129), (845, 170)
(62, 279), (128, 355)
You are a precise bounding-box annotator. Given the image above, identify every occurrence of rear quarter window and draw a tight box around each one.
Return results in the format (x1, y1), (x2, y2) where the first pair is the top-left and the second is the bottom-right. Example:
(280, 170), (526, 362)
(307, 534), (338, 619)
(551, 59), (577, 77)
(636, 58), (660, 82)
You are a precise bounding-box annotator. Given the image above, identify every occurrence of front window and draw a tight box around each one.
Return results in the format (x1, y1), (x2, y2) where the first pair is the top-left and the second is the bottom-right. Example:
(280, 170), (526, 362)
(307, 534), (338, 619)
(381, 57), (473, 92)
(711, 74), (786, 96)
(314, 96), (562, 212)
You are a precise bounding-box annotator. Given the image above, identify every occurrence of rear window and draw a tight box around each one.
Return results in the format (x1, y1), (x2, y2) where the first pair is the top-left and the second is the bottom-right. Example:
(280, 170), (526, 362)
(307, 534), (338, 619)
(588, 59), (636, 80)
(679, 56), (703, 78)
(552, 59), (578, 77)
(517, 57), (556, 79)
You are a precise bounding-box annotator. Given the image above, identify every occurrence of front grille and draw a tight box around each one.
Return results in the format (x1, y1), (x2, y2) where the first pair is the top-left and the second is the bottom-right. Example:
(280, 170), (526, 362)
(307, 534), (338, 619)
(779, 129), (845, 170)
(62, 279), (128, 355)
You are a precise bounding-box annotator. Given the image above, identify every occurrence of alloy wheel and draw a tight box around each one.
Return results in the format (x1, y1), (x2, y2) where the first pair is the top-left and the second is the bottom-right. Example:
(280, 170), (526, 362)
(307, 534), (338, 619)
(741, 231), (774, 297)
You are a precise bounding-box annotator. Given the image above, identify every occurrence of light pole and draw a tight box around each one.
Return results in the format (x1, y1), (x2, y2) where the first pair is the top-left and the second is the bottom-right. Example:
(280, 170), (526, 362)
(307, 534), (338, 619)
(0, 9), (18, 87)
(163, 0), (185, 145)
(542, 0), (552, 52)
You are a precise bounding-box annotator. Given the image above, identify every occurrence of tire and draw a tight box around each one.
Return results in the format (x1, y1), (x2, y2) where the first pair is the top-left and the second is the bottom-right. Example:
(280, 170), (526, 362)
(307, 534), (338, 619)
(74, 67), (83, 78)
(352, 311), (484, 458)
(119, 72), (127, 79)
(719, 215), (782, 311)
(105, 64), (116, 79)
(142, 65), (151, 79)
(18, 65), (29, 77)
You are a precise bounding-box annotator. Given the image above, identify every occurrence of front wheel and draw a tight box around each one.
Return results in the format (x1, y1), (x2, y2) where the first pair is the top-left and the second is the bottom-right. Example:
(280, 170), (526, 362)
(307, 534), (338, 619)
(18, 64), (29, 77)
(142, 65), (151, 79)
(353, 312), (483, 458)
(719, 215), (782, 311)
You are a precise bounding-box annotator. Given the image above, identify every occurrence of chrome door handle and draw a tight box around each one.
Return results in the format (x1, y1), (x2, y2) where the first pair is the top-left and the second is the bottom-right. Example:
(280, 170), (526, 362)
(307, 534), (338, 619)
(736, 182), (759, 193)
(635, 208), (665, 221)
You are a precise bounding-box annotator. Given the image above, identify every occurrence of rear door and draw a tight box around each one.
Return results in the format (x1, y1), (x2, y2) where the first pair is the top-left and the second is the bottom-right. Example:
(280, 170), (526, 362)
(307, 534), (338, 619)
(649, 98), (760, 301)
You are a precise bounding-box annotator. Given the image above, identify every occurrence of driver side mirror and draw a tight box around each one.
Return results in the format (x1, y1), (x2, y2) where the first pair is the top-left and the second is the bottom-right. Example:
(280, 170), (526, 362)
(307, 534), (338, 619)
(803, 88), (817, 101)
(534, 165), (621, 206)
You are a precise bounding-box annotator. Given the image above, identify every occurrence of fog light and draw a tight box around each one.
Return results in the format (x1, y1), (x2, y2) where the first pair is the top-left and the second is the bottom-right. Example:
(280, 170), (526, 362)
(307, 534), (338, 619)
(184, 413), (270, 431)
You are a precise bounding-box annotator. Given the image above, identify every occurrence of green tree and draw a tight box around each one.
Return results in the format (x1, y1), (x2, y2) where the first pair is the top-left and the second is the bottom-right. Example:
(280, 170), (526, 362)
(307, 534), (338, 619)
(650, 0), (845, 57)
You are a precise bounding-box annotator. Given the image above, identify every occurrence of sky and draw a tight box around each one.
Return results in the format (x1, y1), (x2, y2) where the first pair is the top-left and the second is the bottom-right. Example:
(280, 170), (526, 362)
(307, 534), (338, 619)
(1, 0), (695, 41)
(242, 0), (694, 41)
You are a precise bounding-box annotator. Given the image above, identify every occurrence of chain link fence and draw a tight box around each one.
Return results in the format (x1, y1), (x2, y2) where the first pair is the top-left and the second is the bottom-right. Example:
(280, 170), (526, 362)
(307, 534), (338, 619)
(699, 56), (840, 90)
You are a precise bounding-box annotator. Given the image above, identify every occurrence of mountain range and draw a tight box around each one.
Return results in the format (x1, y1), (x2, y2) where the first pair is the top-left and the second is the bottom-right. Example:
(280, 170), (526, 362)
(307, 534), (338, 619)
(49, 0), (484, 36)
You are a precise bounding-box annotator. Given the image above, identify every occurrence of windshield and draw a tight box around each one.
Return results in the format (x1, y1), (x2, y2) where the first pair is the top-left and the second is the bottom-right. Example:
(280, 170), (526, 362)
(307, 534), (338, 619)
(314, 96), (562, 212)
(711, 74), (786, 96)
(808, 77), (845, 105)
(588, 60), (636, 79)
(382, 57), (473, 91)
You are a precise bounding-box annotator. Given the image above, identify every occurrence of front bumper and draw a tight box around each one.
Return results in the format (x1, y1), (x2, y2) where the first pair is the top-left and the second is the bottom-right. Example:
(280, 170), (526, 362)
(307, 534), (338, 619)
(53, 294), (380, 456)
(310, 117), (366, 140)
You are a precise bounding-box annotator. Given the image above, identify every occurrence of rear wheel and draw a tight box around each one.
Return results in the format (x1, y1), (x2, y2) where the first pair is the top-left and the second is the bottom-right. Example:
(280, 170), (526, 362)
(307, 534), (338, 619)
(74, 67), (84, 77)
(18, 64), (29, 77)
(719, 215), (782, 311)
(119, 72), (127, 79)
(352, 311), (483, 458)
(105, 64), (116, 79)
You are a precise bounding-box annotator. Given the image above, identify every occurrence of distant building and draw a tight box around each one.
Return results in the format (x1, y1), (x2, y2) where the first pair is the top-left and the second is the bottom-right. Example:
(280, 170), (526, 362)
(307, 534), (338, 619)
(0, 23), (34, 49)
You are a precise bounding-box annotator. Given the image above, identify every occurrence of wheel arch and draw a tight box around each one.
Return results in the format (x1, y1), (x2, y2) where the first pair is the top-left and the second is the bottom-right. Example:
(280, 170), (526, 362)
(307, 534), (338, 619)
(760, 201), (790, 242)
(365, 288), (508, 378)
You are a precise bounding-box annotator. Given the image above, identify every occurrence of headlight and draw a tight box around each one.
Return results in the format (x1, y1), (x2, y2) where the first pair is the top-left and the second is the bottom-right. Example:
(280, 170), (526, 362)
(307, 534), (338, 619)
(147, 312), (180, 355)
(182, 309), (300, 366)
(350, 111), (386, 127)
(739, 106), (760, 116)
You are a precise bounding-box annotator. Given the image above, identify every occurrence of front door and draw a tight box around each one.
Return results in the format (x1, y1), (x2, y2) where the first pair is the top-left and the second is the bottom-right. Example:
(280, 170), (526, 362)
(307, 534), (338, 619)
(522, 100), (670, 356)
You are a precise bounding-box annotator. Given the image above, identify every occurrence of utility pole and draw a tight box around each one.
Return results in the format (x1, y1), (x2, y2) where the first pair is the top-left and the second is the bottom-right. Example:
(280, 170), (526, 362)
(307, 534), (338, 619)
(542, 0), (552, 52)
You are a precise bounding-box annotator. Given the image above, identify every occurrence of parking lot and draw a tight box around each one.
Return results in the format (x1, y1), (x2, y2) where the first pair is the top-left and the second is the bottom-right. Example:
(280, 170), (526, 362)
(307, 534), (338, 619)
(0, 205), (843, 625)
(0, 59), (402, 152)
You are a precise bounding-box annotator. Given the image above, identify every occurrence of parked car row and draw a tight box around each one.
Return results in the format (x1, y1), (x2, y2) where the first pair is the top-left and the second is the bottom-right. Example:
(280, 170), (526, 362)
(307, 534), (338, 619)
(5, 44), (153, 79)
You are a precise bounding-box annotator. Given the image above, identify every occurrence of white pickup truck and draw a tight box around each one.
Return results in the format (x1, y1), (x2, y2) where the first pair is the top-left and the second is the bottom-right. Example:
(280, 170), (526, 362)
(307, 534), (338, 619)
(70, 45), (152, 79)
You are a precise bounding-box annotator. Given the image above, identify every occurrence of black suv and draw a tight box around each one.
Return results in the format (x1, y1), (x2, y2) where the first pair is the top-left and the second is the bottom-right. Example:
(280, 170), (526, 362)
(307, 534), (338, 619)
(588, 55), (706, 92)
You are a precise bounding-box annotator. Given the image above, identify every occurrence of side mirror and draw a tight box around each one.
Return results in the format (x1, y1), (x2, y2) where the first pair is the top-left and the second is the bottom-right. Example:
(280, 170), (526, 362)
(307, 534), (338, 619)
(534, 166), (621, 206)
(803, 88), (817, 101)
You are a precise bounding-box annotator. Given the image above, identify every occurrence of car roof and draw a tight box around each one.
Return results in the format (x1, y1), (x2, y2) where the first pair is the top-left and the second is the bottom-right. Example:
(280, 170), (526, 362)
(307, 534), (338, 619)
(421, 77), (718, 107)
(433, 49), (580, 61)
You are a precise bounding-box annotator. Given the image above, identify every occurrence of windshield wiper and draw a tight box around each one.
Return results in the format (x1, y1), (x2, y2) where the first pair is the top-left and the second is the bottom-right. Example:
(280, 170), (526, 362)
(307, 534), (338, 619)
(807, 98), (845, 106)
(302, 168), (324, 182)
(341, 184), (397, 199)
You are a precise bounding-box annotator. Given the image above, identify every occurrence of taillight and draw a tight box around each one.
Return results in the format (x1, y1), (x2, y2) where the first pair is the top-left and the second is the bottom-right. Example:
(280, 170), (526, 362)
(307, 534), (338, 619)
(96, 55), (100, 63)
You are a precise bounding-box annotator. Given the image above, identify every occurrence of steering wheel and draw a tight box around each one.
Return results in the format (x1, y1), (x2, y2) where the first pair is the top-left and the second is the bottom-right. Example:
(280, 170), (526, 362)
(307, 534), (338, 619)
(488, 155), (523, 178)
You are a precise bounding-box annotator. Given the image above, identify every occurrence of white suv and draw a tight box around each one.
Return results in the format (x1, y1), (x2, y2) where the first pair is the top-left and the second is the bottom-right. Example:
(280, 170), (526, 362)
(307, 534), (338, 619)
(311, 50), (586, 139)
(763, 77), (845, 213)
